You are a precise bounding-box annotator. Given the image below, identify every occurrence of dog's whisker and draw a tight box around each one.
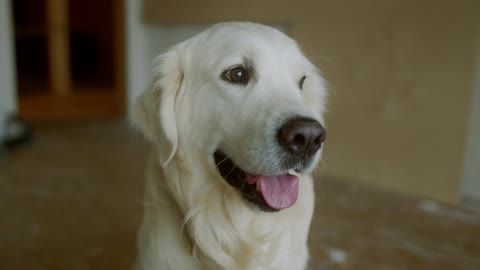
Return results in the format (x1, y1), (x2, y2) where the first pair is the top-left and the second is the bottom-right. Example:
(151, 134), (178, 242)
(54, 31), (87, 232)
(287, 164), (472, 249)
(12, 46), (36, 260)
(215, 153), (234, 166)
(309, 54), (334, 65)
(224, 164), (240, 179)
(220, 152), (249, 180)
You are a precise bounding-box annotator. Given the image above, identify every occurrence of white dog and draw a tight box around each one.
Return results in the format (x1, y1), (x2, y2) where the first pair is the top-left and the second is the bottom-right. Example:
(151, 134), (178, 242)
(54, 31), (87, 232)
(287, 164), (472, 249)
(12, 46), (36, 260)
(133, 22), (328, 270)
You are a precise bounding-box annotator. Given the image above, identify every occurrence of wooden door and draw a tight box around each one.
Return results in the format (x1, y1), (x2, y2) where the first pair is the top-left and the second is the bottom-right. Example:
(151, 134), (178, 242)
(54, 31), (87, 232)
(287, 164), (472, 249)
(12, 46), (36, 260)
(13, 0), (125, 122)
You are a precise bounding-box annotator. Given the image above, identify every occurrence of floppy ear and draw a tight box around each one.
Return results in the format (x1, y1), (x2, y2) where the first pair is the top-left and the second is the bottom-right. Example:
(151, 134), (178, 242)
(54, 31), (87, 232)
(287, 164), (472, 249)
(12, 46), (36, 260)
(131, 49), (183, 165)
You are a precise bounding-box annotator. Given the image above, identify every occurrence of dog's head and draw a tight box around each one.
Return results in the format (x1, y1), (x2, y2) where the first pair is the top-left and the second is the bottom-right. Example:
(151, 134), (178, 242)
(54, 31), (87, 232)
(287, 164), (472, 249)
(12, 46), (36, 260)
(133, 22), (327, 212)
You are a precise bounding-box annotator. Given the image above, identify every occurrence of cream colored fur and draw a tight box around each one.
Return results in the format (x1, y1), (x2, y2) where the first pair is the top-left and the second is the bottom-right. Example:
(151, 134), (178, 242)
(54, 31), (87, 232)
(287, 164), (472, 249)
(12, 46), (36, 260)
(132, 22), (328, 270)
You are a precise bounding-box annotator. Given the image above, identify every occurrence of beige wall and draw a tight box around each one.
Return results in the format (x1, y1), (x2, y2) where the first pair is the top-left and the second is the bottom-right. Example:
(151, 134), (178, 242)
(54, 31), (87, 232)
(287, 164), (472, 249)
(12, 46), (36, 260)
(142, 0), (480, 204)
(295, 2), (480, 204)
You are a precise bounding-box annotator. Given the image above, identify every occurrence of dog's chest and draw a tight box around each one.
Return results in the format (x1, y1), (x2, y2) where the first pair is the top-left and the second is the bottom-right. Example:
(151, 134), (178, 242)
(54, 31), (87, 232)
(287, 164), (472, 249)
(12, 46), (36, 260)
(208, 217), (306, 269)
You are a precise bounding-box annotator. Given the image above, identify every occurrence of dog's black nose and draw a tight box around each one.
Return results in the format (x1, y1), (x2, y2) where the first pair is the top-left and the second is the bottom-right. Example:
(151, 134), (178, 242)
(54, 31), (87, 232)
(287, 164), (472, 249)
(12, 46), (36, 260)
(277, 118), (326, 157)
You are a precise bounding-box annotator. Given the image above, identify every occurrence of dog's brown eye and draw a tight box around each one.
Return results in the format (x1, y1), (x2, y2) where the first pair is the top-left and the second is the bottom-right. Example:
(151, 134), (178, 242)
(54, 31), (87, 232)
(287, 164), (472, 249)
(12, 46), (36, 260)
(224, 66), (250, 84)
(299, 76), (306, 90)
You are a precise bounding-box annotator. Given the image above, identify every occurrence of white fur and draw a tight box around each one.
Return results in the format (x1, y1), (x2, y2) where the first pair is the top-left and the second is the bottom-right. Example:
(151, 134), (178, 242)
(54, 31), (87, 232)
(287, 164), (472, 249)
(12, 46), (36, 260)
(132, 22), (328, 270)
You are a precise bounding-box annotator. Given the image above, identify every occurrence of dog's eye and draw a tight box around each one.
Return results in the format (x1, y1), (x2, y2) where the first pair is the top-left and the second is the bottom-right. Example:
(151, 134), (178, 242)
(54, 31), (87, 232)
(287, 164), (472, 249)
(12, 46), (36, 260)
(223, 66), (250, 84)
(299, 76), (306, 90)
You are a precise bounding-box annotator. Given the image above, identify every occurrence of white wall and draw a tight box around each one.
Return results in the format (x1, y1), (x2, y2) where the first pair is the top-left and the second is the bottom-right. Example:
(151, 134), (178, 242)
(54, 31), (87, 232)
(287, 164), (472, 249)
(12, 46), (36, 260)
(0, 0), (17, 138)
(125, 0), (151, 116)
(461, 42), (480, 207)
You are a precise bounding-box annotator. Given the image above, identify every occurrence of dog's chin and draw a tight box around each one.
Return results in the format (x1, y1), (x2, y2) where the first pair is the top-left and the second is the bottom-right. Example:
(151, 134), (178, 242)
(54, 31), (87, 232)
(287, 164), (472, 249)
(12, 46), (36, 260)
(213, 150), (306, 212)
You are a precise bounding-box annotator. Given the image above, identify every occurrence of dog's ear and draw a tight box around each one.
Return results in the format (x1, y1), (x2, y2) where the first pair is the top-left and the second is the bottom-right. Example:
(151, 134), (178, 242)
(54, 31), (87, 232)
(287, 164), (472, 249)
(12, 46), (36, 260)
(132, 49), (183, 165)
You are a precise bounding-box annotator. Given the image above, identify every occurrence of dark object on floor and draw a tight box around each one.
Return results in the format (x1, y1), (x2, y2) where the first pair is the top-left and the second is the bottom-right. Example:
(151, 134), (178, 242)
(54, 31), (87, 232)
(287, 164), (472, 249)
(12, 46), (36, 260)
(2, 114), (33, 148)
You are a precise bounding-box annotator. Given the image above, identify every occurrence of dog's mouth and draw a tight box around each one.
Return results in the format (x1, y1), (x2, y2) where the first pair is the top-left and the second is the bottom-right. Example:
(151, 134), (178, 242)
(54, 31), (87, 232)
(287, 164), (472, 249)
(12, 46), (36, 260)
(213, 151), (299, 212)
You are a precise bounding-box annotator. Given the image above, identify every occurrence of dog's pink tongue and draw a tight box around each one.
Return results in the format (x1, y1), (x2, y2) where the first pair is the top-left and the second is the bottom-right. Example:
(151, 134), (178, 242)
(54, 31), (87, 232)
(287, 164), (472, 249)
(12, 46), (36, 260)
(249, 175), (299, 210)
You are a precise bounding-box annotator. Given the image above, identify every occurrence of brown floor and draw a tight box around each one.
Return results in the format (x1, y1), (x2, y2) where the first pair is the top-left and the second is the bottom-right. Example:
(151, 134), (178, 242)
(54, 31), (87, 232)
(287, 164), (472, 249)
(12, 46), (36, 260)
(1, 121), (479, 270)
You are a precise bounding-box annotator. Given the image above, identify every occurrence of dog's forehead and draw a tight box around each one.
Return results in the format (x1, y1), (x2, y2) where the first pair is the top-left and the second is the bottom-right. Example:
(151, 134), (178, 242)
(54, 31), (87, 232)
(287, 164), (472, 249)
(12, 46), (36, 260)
(196, 24), (296, 52)
(184, 24), (306, 71)
(204, 22), (293, 45)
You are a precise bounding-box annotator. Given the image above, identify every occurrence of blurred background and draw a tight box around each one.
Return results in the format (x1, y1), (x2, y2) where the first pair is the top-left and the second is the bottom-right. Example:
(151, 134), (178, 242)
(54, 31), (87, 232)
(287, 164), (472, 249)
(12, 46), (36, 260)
(0, 0), (479, 269)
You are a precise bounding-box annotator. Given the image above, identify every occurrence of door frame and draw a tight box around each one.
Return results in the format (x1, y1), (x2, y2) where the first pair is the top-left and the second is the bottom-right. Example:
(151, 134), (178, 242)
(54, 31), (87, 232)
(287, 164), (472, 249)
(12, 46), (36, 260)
(461, 40), (480, 210)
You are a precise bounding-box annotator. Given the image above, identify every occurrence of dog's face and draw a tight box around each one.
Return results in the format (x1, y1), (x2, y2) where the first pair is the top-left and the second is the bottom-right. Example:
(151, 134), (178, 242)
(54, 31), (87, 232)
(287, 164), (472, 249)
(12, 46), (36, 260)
(134, 22), (327, 212)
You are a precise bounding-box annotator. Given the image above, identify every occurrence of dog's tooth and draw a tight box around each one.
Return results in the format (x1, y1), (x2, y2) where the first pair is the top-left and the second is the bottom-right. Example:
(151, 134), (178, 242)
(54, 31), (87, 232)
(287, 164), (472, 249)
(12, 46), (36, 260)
(288, 169), (300, 177)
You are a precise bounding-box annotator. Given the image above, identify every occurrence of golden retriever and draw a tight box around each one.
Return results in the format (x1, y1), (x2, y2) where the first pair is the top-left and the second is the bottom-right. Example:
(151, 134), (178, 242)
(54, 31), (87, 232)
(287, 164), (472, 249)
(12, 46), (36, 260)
(132, 22), (328, 270)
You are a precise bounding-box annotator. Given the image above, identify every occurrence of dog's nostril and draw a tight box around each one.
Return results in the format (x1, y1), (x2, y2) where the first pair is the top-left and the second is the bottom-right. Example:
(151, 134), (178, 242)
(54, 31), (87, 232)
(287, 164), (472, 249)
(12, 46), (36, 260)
(278, 118), (326, 157)
(293, 134), (306, 147)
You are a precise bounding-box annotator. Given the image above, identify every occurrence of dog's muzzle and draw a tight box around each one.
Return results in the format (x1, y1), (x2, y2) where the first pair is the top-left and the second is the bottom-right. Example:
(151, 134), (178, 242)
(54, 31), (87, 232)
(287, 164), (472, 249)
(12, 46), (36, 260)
(214, 117), (326, 212)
